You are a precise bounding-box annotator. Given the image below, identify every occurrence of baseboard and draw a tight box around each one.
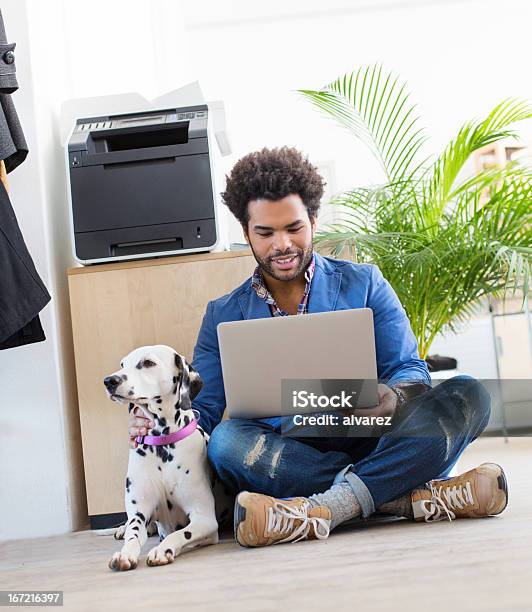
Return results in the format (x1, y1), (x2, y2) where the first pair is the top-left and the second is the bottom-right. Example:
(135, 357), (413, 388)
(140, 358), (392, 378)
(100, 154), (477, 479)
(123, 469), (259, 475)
(89, 512), (127, 530)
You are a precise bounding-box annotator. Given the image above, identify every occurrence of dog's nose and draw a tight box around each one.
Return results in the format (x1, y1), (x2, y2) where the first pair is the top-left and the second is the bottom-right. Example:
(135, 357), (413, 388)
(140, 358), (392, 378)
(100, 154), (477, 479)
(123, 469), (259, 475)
(104, 375), (122, 391)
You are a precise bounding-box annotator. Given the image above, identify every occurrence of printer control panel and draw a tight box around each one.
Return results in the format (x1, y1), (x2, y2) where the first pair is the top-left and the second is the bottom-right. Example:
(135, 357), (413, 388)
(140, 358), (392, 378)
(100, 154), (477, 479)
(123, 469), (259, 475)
(68, 105), (210, 165)
(74, 107), (207, 134)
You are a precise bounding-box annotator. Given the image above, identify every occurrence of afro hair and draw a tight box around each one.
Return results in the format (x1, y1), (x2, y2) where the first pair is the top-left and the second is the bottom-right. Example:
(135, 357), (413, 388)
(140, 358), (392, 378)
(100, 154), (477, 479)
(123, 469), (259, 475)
(221, 146), (325, 227)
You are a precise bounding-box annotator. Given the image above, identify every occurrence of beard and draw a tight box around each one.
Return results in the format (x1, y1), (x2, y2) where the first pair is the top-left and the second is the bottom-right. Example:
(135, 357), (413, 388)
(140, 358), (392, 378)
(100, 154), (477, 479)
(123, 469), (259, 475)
(249, 242), (314, 282)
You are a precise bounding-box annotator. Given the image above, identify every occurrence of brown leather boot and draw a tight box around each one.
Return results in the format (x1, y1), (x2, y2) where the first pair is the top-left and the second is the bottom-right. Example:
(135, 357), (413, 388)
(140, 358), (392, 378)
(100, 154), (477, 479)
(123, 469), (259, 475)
(411, 463), (508, 522)
(234, 491), (331, 547)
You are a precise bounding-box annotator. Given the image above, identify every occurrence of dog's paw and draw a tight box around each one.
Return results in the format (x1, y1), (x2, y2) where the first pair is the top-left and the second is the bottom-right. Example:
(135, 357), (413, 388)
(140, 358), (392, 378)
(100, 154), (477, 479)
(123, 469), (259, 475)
(146, 545), (175, 567)
(114, 524), (126, 540)
(108, 552), (138, 571)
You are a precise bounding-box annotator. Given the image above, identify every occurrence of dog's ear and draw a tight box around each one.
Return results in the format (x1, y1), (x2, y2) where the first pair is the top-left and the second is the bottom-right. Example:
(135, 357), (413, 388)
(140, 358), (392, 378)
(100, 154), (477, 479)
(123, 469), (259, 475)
(187, 363), (203, 400)
(174, 353), (203, 400)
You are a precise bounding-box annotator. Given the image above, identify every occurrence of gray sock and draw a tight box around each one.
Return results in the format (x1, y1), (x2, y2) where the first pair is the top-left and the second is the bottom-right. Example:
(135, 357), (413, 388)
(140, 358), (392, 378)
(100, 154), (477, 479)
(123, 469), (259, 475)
(377, 494), (414, 518)
(308, 482), (362, 530)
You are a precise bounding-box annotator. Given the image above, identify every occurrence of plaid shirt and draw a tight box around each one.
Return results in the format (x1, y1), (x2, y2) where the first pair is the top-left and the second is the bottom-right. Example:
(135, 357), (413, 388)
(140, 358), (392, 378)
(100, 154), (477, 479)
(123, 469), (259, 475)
(251, 254), (315, 316)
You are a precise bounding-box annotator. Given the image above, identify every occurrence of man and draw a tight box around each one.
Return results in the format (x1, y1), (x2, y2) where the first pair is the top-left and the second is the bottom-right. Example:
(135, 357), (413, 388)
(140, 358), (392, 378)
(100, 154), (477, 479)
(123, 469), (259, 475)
(130, 147), (507, 547)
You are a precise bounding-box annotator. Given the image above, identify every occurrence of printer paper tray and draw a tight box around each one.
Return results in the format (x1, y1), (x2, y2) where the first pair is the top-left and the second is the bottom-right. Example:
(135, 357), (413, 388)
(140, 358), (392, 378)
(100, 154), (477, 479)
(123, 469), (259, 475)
(75, 218), (217, 263)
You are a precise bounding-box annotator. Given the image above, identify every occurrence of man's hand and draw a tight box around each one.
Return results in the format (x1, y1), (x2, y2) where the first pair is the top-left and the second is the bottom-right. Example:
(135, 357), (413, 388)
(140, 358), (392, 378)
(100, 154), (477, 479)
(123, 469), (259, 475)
(374, 383), (399, 418)
(340, 383), (398, 420)
(128, 406), (155, 449)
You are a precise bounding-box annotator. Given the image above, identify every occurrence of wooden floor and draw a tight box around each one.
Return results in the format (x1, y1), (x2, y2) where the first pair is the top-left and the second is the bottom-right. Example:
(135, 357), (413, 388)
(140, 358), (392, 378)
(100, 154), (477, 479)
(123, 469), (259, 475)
(1, 437), (531, 612)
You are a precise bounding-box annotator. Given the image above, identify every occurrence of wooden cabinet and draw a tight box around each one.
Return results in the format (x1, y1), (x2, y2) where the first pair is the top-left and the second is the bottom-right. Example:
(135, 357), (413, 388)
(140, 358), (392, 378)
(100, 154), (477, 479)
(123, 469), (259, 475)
(68, 250), (254, 528)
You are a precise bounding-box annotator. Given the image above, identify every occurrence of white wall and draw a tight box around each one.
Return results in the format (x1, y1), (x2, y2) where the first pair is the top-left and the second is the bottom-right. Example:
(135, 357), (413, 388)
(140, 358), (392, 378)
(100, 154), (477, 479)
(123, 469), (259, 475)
(179, 0), (532, 242)
(1, 0), (530, 539)
(0, 0), (191, 541)
(0, 0), (75, 541)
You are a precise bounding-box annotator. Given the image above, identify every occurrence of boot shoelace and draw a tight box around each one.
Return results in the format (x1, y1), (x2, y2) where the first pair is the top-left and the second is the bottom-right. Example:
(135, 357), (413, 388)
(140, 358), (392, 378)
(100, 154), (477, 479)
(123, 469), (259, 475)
(265, 500), (331, 543)
(421, 480), (475, 522)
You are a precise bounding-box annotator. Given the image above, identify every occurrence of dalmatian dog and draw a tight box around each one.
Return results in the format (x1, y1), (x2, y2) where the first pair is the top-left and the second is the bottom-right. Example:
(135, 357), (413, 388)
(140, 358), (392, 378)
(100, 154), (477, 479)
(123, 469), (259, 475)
(103, 345), (219, 571)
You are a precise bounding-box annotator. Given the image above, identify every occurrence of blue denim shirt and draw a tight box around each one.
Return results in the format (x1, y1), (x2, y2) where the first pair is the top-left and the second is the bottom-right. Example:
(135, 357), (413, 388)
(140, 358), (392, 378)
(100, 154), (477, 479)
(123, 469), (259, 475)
(192, 252), (431, 434)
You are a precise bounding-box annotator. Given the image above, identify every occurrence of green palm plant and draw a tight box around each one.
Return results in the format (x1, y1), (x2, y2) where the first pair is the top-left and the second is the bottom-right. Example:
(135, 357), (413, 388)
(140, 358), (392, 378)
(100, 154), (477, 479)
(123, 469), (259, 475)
(299, 65), (532, 359)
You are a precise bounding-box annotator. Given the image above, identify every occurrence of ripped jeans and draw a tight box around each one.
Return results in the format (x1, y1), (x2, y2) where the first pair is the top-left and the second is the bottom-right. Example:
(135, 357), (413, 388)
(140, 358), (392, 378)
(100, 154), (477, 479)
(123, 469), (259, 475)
(207, 376), (491, 517)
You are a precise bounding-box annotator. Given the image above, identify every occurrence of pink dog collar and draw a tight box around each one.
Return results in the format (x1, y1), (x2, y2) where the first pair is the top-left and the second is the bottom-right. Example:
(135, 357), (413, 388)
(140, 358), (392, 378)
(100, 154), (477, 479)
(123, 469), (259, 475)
(135, 416), (198, 446)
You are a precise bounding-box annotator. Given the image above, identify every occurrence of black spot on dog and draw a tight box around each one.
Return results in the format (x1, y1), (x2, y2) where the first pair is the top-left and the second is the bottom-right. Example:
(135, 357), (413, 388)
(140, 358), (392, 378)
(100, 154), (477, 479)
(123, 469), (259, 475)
(122, 374), (128, 381)
(136, 362), (142, 369)
(136, 512), (146, 522)
(157, 416), (167, 427)
(165, 548), (173, 555)
(173, 384), (177, 395)
(167, 499), (173, 510)
(131, 499), (137, 504)
(151, 429), (160, 436)
(183, 415), (190, 427)
(155, 446), (173, 463)
(177, 465), (181, 469)
(132, 526), (139, 532)
(128, 390), (134, 396)
(157, 466), (161, 471)
(126, 477), (131, 492)
(128, 537), (135, 541)
(156, 399), (162, 404)
(128, 403), (134, 413)
(173, 376), (178, 384)
(184, 531), (191, 540)
(136, 448), (146, 457)
(163, 426), (170, 435)
(185, 469), (190, 474)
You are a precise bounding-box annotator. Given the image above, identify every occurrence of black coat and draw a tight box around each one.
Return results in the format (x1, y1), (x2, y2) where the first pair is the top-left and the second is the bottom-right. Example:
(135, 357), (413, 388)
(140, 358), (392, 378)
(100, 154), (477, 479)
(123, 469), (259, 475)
(0, 9), (27, 171)
(0, 9), (50, 350)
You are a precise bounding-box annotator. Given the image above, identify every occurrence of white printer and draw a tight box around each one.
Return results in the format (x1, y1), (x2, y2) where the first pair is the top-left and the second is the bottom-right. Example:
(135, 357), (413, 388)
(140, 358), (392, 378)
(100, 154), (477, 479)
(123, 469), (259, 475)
(67, 104), (222, 264)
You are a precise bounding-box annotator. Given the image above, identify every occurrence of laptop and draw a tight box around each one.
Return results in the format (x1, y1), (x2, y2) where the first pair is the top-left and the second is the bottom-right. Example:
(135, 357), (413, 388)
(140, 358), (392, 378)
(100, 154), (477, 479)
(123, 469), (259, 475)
(217, 308), (379, 419)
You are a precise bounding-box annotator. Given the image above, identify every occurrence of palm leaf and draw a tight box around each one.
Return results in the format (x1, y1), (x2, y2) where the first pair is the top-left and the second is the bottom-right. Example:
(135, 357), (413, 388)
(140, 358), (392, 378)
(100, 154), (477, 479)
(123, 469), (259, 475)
(303, 65), (532, 358)
(427, 98), (532, 224)
(298, 65), (427, 181)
